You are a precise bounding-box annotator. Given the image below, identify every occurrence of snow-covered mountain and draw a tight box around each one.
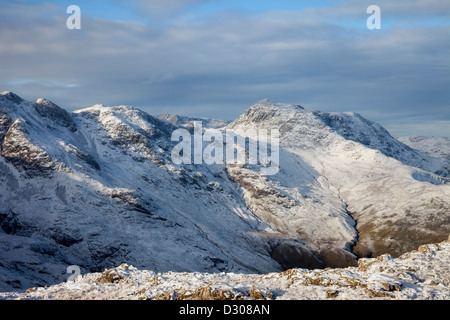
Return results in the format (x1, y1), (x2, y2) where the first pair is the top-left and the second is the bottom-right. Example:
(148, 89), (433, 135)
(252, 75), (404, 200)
(398, 135), (450, 162)
(157, 113), (231, 129)
(0, 92), (448, 292)
(225, 99), (449, 263)
(0, 92), (283, 292)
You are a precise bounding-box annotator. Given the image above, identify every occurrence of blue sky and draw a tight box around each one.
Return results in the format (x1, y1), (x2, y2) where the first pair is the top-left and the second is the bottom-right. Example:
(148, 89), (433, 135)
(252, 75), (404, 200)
(17, 0), (343, 20)
(1, 0), (449, 137)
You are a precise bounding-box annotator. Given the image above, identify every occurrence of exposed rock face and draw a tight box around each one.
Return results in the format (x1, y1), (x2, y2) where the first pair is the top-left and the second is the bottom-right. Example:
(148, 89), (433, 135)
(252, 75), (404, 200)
(0, 111), (12, 150)
(1, 120), (53, 176)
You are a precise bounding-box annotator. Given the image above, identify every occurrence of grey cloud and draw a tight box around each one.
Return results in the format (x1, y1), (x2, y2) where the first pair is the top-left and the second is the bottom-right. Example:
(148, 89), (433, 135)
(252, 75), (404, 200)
(309, 0), (450, 18)
(0, 1), (448, 137)
(115, 0), (212, 18)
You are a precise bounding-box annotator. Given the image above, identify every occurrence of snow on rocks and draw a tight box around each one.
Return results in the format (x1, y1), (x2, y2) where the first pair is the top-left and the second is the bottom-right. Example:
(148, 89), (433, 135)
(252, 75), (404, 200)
(2, 240), (448, 300)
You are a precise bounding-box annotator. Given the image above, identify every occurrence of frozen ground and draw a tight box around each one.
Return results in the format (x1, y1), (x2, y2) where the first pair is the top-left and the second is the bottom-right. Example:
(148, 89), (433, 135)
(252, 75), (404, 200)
(1, 239), (448, 300)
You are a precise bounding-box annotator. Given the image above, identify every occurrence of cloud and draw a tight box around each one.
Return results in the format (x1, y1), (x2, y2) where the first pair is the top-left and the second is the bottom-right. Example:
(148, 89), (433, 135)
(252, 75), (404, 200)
(116, 0), (211, 18)
(385, 119), (450, 138)
(312, 0), (450, 18)
(0, 1), (449, 137)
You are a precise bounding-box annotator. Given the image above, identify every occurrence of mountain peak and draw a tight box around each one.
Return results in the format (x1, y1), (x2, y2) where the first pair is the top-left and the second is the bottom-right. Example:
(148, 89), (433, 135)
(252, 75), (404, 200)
(157, 113), (231, 129)
(72, 104), (106, 116)
(34, 98), (76, 131)
(1, 91), (24, 104)
(229, 99), (305, 126)
(253, 99), (304, 110)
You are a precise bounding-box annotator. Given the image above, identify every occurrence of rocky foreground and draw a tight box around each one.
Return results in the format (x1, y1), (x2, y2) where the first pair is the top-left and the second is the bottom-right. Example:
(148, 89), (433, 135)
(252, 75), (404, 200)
(1, 239), (449, 300)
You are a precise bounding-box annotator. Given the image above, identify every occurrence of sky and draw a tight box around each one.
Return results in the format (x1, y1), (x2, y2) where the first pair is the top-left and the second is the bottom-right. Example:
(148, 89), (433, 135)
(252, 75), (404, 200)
(0, 0), (449, 137)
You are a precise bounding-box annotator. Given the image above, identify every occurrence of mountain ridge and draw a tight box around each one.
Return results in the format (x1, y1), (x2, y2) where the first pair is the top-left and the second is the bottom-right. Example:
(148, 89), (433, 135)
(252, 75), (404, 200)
(0, 91), (448, 292)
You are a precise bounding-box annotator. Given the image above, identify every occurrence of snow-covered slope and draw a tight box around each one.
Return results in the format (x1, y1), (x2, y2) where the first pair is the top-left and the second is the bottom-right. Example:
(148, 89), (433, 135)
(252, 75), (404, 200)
(0, 93), (448, 293)
(398, 135), (450, 162)
(225, 99), (449, 263)
(0, 92), (282, 292)
(2, 239), (449, 300)
(157, 113), (231, 129)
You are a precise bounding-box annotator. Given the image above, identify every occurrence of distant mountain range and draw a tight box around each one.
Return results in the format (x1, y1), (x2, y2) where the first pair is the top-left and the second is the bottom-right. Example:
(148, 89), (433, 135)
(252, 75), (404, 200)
(398, 135), (450, 162)
(0, 91), (448, 292)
